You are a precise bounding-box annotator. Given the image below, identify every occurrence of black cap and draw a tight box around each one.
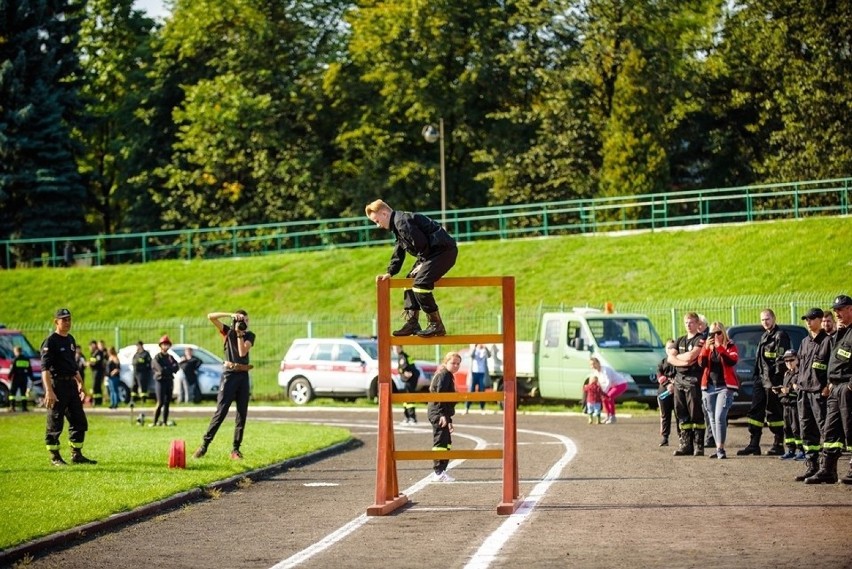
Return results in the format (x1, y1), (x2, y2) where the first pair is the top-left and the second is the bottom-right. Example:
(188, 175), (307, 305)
(54, 308), (71, 319)
(832, 295), (852, 310)
(801, 307), (824, 320)
(782, 349), (797, 360)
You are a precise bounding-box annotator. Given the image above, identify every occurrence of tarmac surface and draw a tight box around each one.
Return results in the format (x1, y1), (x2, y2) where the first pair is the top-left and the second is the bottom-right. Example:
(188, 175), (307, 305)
(9, 405), (852, 569)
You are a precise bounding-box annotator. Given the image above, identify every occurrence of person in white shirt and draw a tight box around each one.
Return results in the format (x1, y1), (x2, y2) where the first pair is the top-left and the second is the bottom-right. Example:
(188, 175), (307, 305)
(589, 356), (627, 424)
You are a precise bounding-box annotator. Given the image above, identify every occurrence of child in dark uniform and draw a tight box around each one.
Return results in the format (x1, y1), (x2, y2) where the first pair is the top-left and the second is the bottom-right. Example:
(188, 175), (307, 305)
(428, 352), (461, 482)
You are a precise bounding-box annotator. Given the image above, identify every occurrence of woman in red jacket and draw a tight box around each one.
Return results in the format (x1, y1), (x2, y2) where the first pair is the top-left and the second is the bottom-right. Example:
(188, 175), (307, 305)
(699, 322), (740, 459)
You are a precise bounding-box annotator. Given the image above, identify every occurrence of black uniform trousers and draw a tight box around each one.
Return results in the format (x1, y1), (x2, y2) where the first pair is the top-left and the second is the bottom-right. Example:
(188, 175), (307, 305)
(45, 378), (88, 450)
(797, 390), (826, 454)
(153, 378), (173, 425)
(781, 399), (800, 451)
(202, 373), (250, 450)
(658, 387), (676, 438)
(402, 375), (419, 421)
(745, 385), (784, 435)
(674, 382), (704, 432)
(92, 372), (105, 406)
(822, 382), (852, 456)
(403, 247), (458, 314)
(429, 417), (452, 474)
(10, 376), (28, 409)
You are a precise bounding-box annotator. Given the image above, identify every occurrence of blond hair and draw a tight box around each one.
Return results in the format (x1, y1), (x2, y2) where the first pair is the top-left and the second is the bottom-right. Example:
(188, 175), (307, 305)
(443, 351), (461, 365)
(365, 199), (391, 217)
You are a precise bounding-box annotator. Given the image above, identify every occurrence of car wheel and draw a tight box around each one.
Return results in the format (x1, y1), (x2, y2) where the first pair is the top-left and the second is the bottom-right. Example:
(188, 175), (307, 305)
(117, 383), (131, 404)
(0, 384), (9, 407)
(288, 377), (313, 405)
(368, 378), (378, 402)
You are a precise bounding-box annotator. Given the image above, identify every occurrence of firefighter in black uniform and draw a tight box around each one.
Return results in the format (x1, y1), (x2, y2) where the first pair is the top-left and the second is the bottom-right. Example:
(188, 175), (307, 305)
(194, 310), (255, 460)
(366, 199), (458, 338)
(667, 312), (706, 456)
(793, 308), (831, 480)
(777, 350), (801, 460)
(428, 352), (460, 482)
(396, 346), (420, 424)
(88, 339), (106, 407)
(8, 346), (33, 412)
(656, 341), (678, 447)
(737, 308), (790, 456)
(132, 340), (153, 403)
(42, 308), (96, 466)
(806, 295), (852, 484)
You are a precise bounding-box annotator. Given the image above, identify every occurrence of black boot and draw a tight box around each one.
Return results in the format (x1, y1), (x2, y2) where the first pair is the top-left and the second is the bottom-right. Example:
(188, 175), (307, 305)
(50, 450), (68, 466)
(693, 429), (705, 456)
(841, 459), (852, 485)
(736, 431), (762, 456)
(805, 453), (839, 484)
(765, 432), (785, 456)
(71, 448), (98, 465)
(673, 431), (694, 456)
(417, 311), (446, 337)
(794, 453), (820, 481)
(392, 310), (421, 336)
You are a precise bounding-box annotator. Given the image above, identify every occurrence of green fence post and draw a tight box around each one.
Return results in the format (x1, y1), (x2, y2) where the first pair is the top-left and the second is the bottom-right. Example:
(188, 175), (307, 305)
(670, 308), (678, 340)
(114, 327), (121, 350)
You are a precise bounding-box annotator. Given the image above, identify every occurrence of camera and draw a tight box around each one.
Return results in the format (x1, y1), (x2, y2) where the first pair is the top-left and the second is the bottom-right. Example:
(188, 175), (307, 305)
(233, 318), (247, 332)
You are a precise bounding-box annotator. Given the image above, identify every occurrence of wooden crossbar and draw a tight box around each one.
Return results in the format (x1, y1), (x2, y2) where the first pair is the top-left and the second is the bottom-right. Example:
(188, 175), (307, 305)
(390, 392), (504, 403)
(391, 334), (503, 346)
(388, 276), (505, 288)
(394, 449), (504, 460)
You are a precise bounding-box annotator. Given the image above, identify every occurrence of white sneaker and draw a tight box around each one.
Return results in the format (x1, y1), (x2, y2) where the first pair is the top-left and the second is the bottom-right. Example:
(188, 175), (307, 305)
(433, 471), (455, 483)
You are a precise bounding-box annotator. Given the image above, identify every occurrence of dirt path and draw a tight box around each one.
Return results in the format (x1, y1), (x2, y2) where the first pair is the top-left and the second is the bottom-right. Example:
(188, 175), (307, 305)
(18, 408), (852, 569)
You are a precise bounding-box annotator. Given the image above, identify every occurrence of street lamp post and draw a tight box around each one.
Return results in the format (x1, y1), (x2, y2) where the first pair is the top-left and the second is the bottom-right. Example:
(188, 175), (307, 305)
(421, 118), (446, 227)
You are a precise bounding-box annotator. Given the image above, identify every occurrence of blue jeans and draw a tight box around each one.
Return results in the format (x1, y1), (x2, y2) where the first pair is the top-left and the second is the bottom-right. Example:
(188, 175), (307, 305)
(466, 372), (486, 411)
(702, 386), (734, 447)
(108, 376), (121, 408)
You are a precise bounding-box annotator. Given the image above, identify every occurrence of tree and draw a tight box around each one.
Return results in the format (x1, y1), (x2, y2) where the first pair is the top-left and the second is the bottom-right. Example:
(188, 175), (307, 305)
(74, 0), (158, 235)
(0, 0), (87, 262)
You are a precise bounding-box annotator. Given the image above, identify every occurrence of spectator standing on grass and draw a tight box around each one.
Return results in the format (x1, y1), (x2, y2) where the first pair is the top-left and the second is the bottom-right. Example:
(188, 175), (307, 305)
(429, 351), (460, 482)
(106, 347), (121, 409)
(75, 345), (87, 396)
(8, 346), (32, 412)
(656, 340), (678, 446)
(466, 344), (490, 414)
(589, 356), (628, 424)
(805, 295), (852, 484)
(777, 350), (803, 461)
(132, 340), (152, 404)
(698, 322), (739, 460)
(151, 335), (179, 427)
(42, 309), (96, 466)
(179, 347), (203, 404)
(668, 312), (707, 456)
(737, 308), (789, 456)
(793, 309), (831, 481)
(194, 311), (255, 460)
(88, 339), (105, 407)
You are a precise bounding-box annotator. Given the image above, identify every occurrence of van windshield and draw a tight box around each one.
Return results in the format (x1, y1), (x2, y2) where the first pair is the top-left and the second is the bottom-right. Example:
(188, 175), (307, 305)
(0, 332), (40, 359)
(587, 318), (663, 349)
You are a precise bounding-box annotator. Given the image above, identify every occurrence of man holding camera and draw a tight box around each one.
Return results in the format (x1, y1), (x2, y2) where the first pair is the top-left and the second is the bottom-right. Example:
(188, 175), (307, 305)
(194, 310), (255, 460)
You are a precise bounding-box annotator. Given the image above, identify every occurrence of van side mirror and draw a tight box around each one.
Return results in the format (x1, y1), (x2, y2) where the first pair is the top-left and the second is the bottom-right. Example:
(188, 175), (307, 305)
(570, 337), (585, 351)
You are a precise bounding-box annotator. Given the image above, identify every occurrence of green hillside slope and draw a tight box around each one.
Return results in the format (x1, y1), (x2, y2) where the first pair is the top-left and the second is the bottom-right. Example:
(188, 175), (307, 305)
(1, 217), (847, 324)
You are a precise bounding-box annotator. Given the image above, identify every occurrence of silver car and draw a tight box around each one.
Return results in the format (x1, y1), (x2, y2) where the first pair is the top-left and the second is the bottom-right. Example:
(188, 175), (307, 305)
(118, 343), (225, 401)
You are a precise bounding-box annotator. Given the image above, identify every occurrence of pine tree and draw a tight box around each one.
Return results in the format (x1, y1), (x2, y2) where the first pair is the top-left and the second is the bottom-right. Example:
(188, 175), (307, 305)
(0, 0), (86, 264)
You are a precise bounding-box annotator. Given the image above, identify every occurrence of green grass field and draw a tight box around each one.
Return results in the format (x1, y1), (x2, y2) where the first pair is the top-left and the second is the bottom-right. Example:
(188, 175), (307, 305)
(0, 413), (349, 551)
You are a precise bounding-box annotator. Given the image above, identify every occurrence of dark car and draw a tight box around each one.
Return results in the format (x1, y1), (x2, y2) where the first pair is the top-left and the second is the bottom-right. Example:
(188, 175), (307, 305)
(726, 324), (809, 419)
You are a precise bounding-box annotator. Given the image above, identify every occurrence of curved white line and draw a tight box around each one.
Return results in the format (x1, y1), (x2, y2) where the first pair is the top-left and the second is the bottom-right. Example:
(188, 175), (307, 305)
(463, 428), (577, 569)
(269, 425), (489, 569)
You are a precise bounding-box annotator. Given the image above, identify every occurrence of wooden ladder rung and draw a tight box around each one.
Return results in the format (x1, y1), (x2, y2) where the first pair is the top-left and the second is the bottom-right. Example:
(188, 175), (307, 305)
(394, 449), (504, 460)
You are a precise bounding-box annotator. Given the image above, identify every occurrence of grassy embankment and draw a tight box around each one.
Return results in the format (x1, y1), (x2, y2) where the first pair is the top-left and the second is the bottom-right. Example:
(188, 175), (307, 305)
(0, 216), (848, 400)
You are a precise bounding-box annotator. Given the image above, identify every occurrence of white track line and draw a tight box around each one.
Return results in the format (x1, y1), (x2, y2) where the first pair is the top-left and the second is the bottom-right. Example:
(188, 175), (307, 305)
(269, 427), (489, 569)
(463, 428), (576, 569)
(267, 421), (576, 569)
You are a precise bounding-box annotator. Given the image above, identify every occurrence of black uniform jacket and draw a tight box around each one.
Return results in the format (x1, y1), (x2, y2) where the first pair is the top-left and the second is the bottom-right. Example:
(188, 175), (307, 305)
(754, 326), (791, 389)
(387, 211), (456, 276)
(828, 326), (852, 383)
(797, 330), (831, 392)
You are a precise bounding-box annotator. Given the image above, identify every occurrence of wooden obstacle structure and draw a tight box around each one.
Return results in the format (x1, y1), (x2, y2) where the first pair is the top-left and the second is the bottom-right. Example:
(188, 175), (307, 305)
(366, 276), (521, 516)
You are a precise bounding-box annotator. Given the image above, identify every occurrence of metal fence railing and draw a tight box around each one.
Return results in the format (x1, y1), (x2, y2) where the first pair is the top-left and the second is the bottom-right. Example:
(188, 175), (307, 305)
(8, 291), (836, 397)
(3, 177), (849, 268)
